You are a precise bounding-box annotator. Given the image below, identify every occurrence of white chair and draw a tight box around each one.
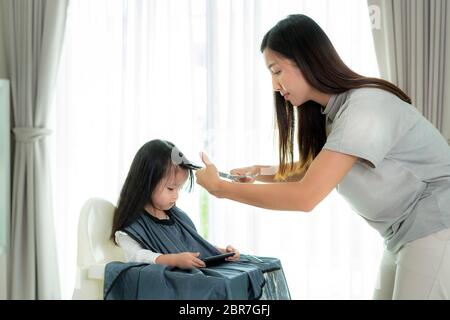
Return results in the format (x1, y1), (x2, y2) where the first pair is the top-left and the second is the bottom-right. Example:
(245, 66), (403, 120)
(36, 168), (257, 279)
(72, 198), (124, 300)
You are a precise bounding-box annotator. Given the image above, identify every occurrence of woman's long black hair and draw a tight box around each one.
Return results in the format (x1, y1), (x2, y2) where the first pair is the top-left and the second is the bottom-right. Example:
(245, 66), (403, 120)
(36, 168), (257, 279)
(260, 14), (411, 180)
(111, 139), (194, 242)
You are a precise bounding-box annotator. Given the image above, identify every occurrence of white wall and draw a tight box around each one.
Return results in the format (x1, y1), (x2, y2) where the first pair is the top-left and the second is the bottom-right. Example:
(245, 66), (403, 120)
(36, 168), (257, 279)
(0, 3), (9, 299)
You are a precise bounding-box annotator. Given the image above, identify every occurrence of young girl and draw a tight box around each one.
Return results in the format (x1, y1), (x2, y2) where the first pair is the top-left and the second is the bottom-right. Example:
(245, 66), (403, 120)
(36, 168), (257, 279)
(111, 139), (240, 269)
(106, 139), (290, 300)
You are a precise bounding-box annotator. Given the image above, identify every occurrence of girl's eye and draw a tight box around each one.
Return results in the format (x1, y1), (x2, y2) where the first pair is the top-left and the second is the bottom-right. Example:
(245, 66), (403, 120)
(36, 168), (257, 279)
(168, 188), (174, 191)
(272, 70), (281, 75)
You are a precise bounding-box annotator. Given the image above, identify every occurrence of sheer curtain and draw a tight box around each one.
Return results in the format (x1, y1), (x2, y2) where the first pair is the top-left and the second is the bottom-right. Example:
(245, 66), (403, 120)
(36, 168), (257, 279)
(53, 0), (382, 299)
(206, 0), (383, 300)
(51, 0), (206, 299)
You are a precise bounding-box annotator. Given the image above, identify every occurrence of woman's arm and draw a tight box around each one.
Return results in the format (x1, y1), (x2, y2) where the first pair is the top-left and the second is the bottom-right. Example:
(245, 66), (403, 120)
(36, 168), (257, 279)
(196, 150), (357, 212)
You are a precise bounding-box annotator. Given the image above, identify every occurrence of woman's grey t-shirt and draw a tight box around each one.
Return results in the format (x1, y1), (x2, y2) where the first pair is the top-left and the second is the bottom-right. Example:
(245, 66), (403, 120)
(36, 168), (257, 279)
(322, 87), (450, 253)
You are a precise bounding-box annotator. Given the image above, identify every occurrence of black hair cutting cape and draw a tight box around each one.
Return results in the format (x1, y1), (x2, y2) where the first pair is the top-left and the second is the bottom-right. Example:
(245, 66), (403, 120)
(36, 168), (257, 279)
(103, 206), (287, 300)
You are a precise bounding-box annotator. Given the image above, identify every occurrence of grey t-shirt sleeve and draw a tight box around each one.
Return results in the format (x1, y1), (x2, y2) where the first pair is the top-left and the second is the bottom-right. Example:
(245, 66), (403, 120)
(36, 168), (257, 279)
(323, 89), (420, 168)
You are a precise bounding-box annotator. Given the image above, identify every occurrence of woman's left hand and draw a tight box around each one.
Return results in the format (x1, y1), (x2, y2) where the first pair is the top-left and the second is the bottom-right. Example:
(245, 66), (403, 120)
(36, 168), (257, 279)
(195, 152), (223, 196)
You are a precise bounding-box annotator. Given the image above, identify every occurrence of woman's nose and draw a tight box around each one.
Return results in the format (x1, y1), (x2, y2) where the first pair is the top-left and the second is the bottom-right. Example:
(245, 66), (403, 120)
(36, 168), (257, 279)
(272, 77), (282, 92)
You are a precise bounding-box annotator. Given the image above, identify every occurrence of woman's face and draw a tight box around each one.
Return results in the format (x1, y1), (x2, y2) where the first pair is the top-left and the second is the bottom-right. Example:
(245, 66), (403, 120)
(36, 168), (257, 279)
(151, 166), (188, 211)
(263, 48), (313, 107)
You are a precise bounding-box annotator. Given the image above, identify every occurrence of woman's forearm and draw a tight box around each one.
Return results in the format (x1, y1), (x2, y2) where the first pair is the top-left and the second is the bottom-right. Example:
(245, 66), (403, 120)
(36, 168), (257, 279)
(197, 150), (355, 213)
(255, 173), (277, 183)
(216, 179), (313, 212)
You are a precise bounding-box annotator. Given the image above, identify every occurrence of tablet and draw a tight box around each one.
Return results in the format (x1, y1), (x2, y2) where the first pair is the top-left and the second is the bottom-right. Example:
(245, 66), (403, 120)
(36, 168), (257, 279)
(202, 252), (235, 267)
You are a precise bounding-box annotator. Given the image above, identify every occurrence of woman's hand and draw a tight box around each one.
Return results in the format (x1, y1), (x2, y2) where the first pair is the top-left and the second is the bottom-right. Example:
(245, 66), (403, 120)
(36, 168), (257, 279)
(172, 252), (206, 269)
(218, 245), (240, 261)
(195, 152), (223, 195)
(230, 165), (261, 183)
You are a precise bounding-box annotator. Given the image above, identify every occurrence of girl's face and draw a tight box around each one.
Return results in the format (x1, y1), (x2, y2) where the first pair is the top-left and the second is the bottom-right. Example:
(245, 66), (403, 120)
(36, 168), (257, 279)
(151, 166), (188, 211)
(263, 48), (313, 107)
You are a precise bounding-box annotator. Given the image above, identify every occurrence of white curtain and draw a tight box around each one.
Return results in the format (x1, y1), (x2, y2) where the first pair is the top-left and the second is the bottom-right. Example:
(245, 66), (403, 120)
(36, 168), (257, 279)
(52, 0), (206, 299)
(206, 0), (383, 300)
(54, 0), (383, 299)
(3, 0), (68, 299)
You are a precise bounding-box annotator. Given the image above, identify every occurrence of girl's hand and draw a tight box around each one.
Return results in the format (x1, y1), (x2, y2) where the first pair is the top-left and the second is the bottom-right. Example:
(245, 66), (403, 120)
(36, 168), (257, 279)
(173, 252), (206, 269)
(224, 245), (240, 261)
(195, 152), (223, 195)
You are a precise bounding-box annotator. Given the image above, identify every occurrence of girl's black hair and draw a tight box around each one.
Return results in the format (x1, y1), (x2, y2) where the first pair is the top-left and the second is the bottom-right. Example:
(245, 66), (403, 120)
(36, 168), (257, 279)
(111, 139), (194, 241)
(260, 14), (411, 180)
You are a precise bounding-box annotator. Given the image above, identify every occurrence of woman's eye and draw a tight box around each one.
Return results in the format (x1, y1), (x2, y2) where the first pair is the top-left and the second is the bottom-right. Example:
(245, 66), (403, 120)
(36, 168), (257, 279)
(273, 70), (281, 75)
(168, 188), (174, 191)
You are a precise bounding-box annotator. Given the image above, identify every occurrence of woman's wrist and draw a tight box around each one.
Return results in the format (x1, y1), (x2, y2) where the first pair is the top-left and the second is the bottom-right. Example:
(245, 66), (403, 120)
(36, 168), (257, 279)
(213, 179), (230, 198)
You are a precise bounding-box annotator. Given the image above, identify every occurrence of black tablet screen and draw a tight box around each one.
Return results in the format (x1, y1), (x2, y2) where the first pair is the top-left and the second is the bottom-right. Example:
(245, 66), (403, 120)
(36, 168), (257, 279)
(202, 252), (235, 267)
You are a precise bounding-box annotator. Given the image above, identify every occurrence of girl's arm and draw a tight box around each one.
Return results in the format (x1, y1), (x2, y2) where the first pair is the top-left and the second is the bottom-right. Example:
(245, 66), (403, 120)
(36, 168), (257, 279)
(196, 149), (357, 212)
(155, 252), (206, 268)
(115, 231), (162, 263)
(116, 231), (205, 268)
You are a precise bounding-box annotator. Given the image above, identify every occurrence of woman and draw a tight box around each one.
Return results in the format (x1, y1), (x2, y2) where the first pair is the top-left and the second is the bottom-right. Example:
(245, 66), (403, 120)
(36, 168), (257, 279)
(195, 14), (450, 299)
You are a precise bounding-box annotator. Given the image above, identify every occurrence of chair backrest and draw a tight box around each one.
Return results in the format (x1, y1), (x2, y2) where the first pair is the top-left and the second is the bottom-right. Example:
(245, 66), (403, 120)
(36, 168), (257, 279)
(76, 198), (124, 267)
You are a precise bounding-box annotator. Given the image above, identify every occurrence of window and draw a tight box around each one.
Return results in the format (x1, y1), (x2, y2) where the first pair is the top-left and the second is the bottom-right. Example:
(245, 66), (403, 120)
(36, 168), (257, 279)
(53, 0), (382, 299)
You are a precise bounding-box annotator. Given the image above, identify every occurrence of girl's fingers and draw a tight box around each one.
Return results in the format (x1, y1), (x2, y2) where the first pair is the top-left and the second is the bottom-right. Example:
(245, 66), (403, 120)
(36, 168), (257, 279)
(194, 258), (206, 267)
